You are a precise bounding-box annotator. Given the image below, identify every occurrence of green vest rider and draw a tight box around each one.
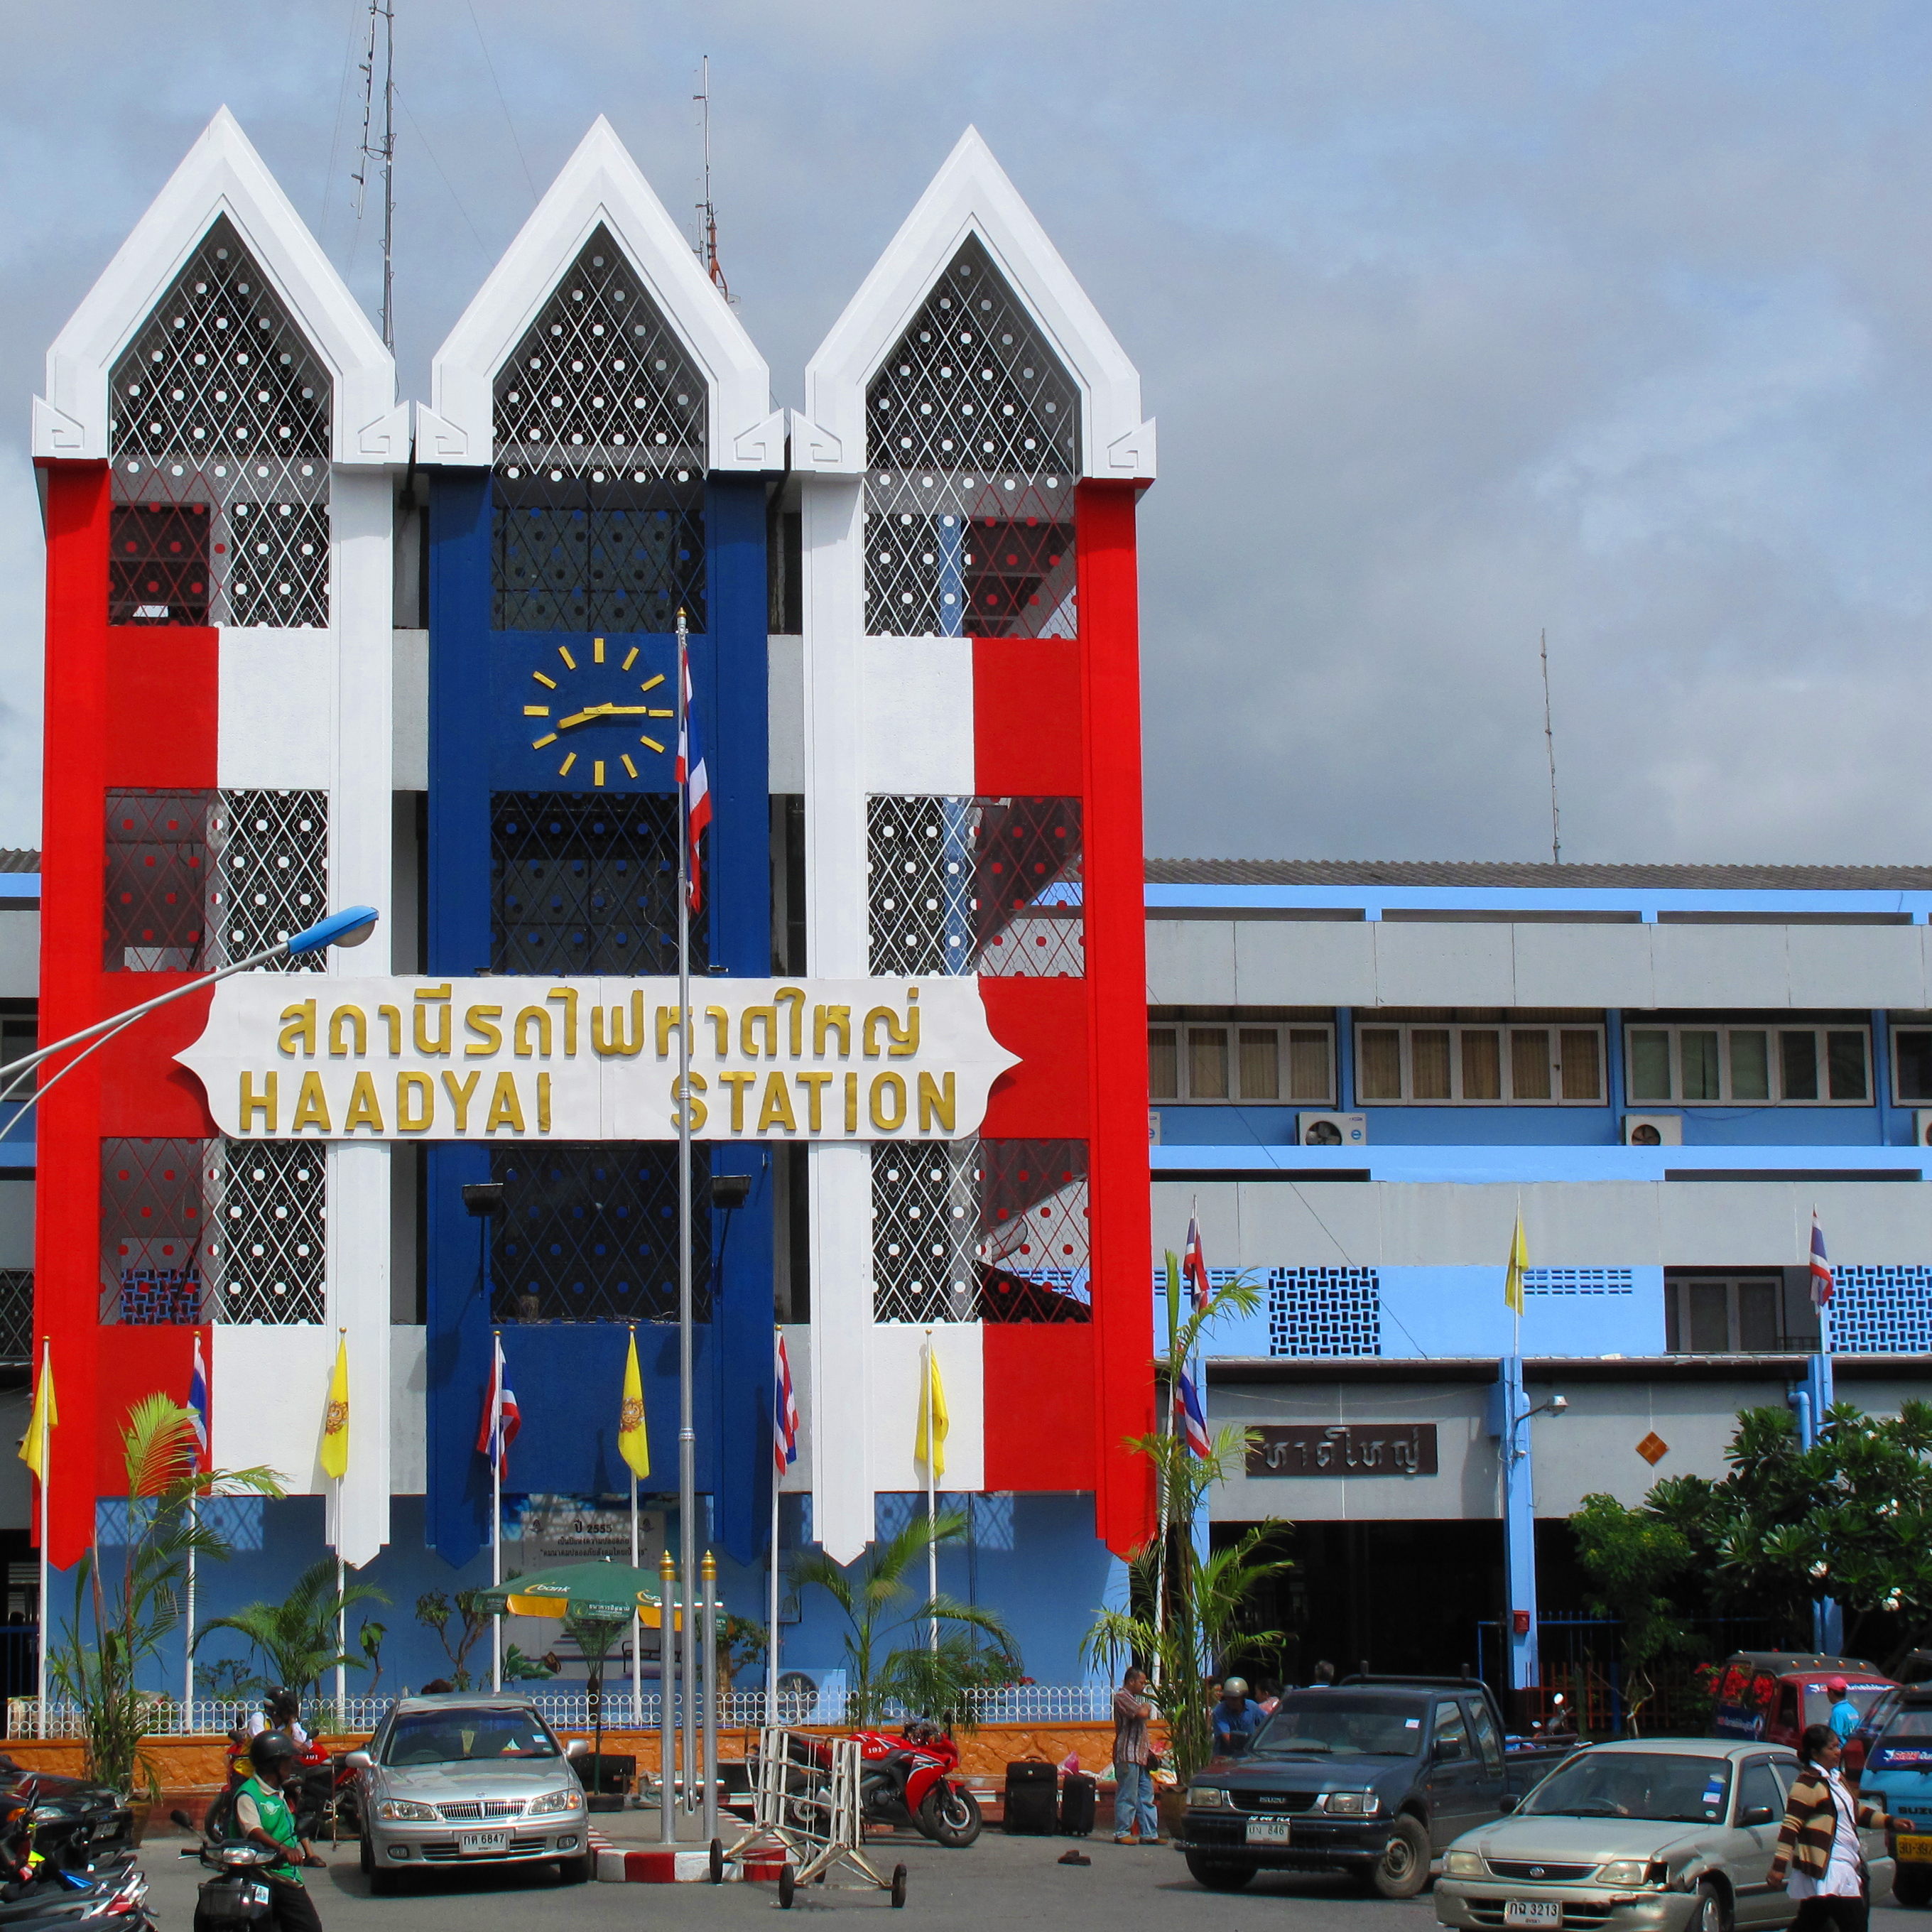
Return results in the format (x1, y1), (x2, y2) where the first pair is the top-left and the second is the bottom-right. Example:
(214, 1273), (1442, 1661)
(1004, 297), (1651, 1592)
(234, 1735), (308, 1885)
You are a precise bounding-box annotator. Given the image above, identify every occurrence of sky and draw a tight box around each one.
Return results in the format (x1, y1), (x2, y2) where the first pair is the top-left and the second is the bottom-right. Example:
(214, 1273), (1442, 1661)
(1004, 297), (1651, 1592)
(1, 0), (1929, 864)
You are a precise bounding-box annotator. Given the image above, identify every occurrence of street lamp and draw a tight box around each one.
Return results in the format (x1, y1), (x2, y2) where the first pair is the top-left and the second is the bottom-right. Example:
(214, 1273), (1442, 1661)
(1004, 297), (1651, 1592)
(0, 904), (381, 1127)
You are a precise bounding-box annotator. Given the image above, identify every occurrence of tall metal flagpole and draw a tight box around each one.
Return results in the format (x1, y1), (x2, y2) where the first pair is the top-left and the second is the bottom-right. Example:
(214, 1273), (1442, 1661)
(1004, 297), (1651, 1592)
(35, 1338), (48, 1740)
(923, 1333), (938, 1653)
(490, 1331), (504, 1693)
(675, 610), (698, 1820)
(629, 1325), (642, 1726)
(184, 1521), (195, 1722)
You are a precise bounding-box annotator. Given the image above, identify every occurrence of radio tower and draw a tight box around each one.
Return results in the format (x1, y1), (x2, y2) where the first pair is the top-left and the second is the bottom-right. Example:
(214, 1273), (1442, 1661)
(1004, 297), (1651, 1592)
(352, 0), (397, 348)
(694, 56), (729, 300)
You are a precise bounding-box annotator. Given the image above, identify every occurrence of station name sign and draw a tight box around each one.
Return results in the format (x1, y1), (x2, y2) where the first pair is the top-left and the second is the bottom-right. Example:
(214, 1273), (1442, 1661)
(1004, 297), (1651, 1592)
(1245, 1424), (1438, 1477)
(177, 977), (1019, 1142)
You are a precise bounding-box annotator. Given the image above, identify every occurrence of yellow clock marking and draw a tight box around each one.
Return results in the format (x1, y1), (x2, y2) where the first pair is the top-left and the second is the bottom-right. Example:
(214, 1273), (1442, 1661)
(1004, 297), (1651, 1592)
(622, 646), (639, 671)
(593, 760), (607, 788)
(558, 752), (577, 776)
(531, 733), (558, 749)
(524, 705), (550, 716)
(647, 707), (673, 718)
(639, 734), (665, 754)
(532, 671), (557, 690)
(639, 673), (666, 694)
(558, 645), (577, 671)
(621, 755), (638, 778)
(593, 636), (606, 664)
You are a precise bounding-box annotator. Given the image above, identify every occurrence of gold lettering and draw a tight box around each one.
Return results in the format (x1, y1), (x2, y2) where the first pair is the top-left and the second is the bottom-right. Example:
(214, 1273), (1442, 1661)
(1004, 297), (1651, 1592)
(441, 1070), (480, 1131)
(844, 1072), (859, 1134)
(546, 986), (580, 1056)
(671, 1071), (708, 1132)
(813, 1005), (851, 1057)
(513, 1007), (552, 1058)
(239, 1071), (277, 1131)
(412, 983), (453, 1055)
(396, 1072), (434, 1132)
(377, 1004), (402, 1053)
(655, 1005), (693, 1056)
(864, 992), (921, 1058)
(344, 1071), (384, 1134)
(537, 1073), (551, 1132)
(291, 1072), (331, 1132)
(328, 1005), (367, 1057)
(718, 1070), (756, 1132)
(796, 1070), (832, 1131)
(592, 990), (646, 1057)
(757, 1072), (798, 1133)
(464, 1005), (503, 1057)
(917, 1071), (956, 1133)
(869, 1073), (907, 1131)
(774, 987), (806, 1057)
(741, 1003), (778, 1058)
(484, 1072), (525, 1134)
(705, 1005), (730, 1055)
(278, 1001), (316, 1057)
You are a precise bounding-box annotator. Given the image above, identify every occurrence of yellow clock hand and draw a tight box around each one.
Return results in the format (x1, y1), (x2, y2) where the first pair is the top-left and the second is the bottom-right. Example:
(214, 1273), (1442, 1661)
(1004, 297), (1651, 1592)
(555, 705), (609, 729)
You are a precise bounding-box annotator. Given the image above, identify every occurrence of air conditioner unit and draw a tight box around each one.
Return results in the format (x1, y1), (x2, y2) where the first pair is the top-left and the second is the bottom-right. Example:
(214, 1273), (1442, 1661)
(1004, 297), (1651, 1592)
(1622, 1114), (1682, 1146)
(1149, 1109), (1163, 1147)
(1298, 1112), (1367, 1148)
(1915, 1109), (1932, 1148)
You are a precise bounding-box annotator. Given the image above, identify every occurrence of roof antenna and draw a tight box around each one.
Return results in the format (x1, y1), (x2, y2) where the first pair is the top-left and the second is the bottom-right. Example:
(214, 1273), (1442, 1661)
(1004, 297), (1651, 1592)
(352, 0), (398, 349)
(1540, 626), (1563, 866)
(693, 55), (729, 300)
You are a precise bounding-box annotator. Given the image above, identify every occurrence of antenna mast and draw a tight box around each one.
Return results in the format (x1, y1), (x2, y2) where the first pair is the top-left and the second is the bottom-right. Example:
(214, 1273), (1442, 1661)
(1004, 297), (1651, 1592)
(1540, 626), (1563, 867)
(693, 56), (729, 298)
(353, 0), (398, 349)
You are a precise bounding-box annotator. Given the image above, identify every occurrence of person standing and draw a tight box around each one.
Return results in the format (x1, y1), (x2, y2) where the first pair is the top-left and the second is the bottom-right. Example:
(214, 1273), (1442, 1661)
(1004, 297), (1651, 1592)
(1112, 1667), (1161, 1846)
(1826, 1679), (1862, 1747)
(1212, 1676), (1267, 1758)
(1768, 1723), (1896, 1932)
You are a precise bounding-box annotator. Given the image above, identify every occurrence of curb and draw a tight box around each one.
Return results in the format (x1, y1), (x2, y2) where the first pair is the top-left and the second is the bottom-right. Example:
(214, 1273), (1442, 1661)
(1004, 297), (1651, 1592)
(588, 1830), (787, 1884)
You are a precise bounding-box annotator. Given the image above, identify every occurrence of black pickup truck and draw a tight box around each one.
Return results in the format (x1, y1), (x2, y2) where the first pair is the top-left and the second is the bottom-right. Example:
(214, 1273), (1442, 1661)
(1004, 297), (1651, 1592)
(1175, 1676), (1575, 1897)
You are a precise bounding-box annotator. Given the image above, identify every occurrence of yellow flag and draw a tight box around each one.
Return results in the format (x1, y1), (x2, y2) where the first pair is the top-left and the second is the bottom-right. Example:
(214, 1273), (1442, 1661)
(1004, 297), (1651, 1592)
(19, 1346), (53, 1483)
(619, 1328), (651, 1480)
(320, 1333), (349, 1480)
(916, 1342), (948, 1477)
(1504, 1210), (1529, 1315)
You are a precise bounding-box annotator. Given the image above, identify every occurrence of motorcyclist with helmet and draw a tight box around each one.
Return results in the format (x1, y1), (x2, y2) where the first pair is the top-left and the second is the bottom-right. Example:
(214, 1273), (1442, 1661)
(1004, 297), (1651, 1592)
(233, 1732), (325, 1932)
(1212, 1676), (1267, 1759)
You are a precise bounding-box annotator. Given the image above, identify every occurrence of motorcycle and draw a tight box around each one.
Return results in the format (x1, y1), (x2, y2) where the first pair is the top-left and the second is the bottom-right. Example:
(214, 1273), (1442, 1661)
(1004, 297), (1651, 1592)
(0, 1796), (150, 1932)
(170, 1811), (299, 1932)
(215, 1737), (359, 1843)
(851, 1729), (982, 1847)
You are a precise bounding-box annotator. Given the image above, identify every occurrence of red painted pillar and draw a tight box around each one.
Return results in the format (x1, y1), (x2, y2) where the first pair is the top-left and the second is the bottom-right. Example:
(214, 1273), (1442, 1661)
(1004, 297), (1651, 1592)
(1075, 479), (1155, 1556)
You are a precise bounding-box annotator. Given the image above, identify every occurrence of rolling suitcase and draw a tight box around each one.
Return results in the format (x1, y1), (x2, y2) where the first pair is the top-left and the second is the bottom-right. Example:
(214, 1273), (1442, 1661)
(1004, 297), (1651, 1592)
(1003, 1760), (1059, 1835)
(1058, 1771), (1097, 1837)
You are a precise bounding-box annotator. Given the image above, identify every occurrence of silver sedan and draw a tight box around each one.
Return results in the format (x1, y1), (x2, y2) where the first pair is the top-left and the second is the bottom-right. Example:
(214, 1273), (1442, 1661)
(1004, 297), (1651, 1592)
(348, 1693), (592, 1892)
(1435, 1738), (1894, 1932)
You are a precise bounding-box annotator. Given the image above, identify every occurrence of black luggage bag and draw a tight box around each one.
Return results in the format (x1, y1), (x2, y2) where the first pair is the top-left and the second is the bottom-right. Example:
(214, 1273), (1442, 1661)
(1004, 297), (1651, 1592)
(1058, 1771), (1097, 1836)
(1003, 1761), (1059, 1835)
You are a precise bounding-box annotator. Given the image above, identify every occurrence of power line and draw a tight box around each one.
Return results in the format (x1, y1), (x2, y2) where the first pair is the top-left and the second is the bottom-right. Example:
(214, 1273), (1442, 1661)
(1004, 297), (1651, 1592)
(467, 0), (537, 203)
(1540, 626), (1563, 867)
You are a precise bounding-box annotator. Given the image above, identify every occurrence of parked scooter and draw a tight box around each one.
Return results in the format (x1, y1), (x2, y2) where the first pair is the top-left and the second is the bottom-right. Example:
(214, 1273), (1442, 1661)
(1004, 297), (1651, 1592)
(851, 1727), (982, 1847)
(170, 1811), (288, 1932)
(0, 1795), (150, 1932)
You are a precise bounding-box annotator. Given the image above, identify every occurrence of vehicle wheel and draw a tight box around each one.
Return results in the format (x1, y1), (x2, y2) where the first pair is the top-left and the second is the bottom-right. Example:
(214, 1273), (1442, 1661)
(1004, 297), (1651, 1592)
(891, 1863), (908, 1909)
(917, 1785), (983, 1847)
(709, 1840), (724, 1885)
(358, 1833), (374, 1879)
(1687, 1881), (1728, 1932)
(1184, 1853), (1255, 1892)
(368, 1865), (398, 1898)
(1894, 1867), (1932, 1909)
(1368, 1816), (1431, 1900)
(559, 1852), (593, 1885)
(778, 1862), (796, 1909)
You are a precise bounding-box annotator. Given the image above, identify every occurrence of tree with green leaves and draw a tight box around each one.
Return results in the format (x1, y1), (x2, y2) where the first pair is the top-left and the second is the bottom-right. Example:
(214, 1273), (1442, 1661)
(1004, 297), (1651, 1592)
(196, 1557), (387, 1706)
(1570, 1492), (1696, 1735)
(791, 1508), (1019, 1728)
(414, 1588), (492, 1690)
(50, 1394), (283, 1796)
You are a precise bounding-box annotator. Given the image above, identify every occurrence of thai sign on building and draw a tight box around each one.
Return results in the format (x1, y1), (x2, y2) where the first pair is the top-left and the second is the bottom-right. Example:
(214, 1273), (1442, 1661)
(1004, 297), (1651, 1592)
(178, 976), (1019, 1141)
(1245, 1424), (1439, 1477)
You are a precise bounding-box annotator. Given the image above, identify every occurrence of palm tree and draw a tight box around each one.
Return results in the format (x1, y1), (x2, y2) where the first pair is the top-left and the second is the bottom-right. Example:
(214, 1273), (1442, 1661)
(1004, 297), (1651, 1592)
(48, 1394), (283, 1796)
(197, 1557), (387, 1708)
(791, 1509), (1019, 1727)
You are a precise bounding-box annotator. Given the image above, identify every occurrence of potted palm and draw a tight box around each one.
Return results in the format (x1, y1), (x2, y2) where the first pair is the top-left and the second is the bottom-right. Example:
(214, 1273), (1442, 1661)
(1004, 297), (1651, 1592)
(196, 1557), (388, 1730)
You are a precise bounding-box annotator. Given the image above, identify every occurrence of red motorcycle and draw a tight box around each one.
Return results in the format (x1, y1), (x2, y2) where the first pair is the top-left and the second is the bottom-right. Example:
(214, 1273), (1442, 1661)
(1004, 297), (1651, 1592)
(850, 1726), (982, 1847)
(214, 1733), (360, 1842)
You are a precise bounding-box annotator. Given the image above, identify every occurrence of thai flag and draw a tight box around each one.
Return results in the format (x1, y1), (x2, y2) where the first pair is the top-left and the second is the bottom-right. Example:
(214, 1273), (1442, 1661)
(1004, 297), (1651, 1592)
(1183, 1210), (1212, 1315)
(1811, 1209), (1834, 1310)
(677, 637), (712, 914)
(774, 1330), (799, 1476)
(188, 1335), (210, 1467)
(1176, 1367), (1210, 1458)
(475, 1335), (521, 1481)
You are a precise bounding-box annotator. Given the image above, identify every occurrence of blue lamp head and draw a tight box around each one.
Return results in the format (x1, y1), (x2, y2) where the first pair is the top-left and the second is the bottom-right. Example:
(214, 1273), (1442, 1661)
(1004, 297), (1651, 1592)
(286, 906), (380, 957)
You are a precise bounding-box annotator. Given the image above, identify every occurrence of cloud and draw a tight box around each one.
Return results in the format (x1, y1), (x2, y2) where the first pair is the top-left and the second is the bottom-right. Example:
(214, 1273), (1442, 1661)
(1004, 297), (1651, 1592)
(1, 1), (1927, 864)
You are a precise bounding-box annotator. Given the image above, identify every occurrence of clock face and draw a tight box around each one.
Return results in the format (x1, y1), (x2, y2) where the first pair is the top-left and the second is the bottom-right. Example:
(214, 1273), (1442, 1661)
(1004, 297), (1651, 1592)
(519, 636), (677, 789)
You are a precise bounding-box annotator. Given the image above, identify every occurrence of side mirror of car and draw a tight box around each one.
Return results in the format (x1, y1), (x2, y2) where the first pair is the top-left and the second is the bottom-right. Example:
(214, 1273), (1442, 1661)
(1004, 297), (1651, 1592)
(1434, 1739), (1465, 1763)
(1740, 1806), (1776, 1828)
(564, 1739), (590, 1761)
(342, 1750), (372, 1771)
(1499, 1795), (1520, 1813)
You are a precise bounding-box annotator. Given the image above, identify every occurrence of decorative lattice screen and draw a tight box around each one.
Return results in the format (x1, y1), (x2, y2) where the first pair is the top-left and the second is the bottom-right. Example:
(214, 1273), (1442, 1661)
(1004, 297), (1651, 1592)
(108, 215), (332, 628)
(1521, 1269), (1636, 1296)
(492, 226), (706, 632)
(492, 792), (702, 975)
(867, 795), (1082, 977)
(1828, 1266), (1932, 1353)
(202, 1141), (327, 1323)
(208, 791), (327, 970)
(864, 235), (1079, 639)
(491, 1142), (710, 1324)
(105, 793), (209, 972)
(1269, 1267), (1382, 1357)
(872, 1139), (1089, 1324)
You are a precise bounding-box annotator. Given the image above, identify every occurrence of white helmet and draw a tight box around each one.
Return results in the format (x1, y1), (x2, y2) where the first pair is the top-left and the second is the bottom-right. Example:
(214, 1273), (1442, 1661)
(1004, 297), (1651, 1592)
(1222, 1676), (1250, 1698)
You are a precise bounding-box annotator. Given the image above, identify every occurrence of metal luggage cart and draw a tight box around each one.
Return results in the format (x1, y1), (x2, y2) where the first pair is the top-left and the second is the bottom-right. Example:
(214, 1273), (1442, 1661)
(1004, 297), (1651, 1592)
(745, 1727), (906, 1908)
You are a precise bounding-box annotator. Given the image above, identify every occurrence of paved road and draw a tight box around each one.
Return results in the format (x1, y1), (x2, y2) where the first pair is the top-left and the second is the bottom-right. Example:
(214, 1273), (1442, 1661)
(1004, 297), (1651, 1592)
(136, 1832), (1932, 1932)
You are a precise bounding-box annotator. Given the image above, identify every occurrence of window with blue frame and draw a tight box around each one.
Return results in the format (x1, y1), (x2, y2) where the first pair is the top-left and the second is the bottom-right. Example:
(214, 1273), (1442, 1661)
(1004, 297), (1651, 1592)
(1353, 1010), (1604, 1105)
(1625, 1016), (1869, 1105)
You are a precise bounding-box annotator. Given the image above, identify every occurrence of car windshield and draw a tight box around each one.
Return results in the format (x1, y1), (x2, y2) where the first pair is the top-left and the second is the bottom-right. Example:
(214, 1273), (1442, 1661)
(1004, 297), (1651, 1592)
(1877, 1703), (1932, 1746)
(1522, 1752), (1732, 1824)
(1251, 1695), (1428, 1758)
(1803, 1684), (1889, 1728)
(381, 1708), (559, 1765)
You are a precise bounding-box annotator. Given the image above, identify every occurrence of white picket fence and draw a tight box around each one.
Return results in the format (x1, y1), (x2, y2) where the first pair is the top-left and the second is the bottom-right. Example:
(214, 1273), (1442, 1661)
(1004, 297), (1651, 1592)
(7, 1681), (1113, 1740)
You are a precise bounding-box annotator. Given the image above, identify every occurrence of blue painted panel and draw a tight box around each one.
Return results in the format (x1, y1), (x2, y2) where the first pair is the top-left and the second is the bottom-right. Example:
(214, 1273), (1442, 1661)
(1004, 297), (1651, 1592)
(491, 629), (682, 794)
(1377, 1265), (1666, 1358)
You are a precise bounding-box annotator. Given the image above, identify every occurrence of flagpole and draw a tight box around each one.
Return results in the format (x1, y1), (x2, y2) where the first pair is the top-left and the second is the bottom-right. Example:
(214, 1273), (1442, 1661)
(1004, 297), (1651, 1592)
(629, 1463), (641, 1727)
(675, 609), (698, 1821)
(335, 1553), (347, 1713)
(491, 1331), (504, 1693)
(34, 1337), (48, 1740)
(184, 1512), (195, 1724)
(767, 1327), (781, 1732)
(924, 1333), (938, 1654)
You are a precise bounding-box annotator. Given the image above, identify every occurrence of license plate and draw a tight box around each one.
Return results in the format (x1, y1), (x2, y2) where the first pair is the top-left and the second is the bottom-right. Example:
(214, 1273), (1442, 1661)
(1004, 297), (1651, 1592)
(1504, 1903), (1563, 1928)
(1244, 1816), (1291, 1845)
(457, 1831), (509, 1855)
(1898, 1835), (1932, 1863)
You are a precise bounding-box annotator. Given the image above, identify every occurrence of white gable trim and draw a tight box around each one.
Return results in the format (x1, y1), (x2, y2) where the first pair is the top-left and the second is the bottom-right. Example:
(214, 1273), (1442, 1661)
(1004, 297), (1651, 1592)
(36, 108), (394, 466)
(426, 117), (774, 473)
(803, 127), (1154, 483)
